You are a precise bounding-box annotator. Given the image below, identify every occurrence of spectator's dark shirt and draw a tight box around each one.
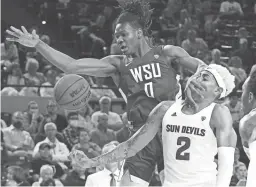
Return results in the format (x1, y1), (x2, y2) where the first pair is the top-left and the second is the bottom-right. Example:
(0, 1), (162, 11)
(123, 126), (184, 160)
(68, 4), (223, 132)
(232, 49), (255, 74)
(61, 170), (89, 187)
(31, 157), (64, 178)
(230, 175), (239, 186)
(41, 114), (68, 132)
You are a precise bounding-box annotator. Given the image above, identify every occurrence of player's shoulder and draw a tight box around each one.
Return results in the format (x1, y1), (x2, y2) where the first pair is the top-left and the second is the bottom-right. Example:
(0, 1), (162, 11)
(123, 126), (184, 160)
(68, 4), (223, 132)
(240, 110), (256, 129)
(211, 104), (232, 128)
(156, 101), (175, 112)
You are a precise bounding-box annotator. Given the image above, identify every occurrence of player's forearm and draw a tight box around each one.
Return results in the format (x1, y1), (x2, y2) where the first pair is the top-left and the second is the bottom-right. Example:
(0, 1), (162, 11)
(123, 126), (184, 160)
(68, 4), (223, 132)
(35, 40), (75, 73)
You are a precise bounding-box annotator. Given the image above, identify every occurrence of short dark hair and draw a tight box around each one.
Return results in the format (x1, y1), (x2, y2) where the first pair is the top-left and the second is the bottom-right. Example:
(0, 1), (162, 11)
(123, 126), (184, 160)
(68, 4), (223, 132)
(116, 0), (153, 37)
(67, 112), (78, 120)
(248, 68), (256, 97)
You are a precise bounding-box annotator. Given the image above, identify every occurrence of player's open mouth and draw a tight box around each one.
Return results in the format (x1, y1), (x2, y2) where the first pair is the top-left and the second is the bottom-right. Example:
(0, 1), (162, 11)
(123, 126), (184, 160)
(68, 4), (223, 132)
(120, 46), (128, 52)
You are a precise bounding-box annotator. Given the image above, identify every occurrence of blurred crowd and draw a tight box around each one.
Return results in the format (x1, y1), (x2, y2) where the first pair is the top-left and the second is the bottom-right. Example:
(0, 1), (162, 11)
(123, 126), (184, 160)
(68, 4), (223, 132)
(1, 0), (256, 186)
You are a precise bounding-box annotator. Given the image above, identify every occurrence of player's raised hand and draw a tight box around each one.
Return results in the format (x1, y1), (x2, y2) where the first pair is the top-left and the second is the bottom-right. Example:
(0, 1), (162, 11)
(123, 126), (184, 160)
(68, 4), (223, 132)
(6, 26), (39, 47)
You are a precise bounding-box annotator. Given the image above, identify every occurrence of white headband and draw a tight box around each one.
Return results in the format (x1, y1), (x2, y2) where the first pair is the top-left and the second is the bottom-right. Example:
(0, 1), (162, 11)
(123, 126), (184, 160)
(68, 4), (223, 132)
(205, 67), (227, 98)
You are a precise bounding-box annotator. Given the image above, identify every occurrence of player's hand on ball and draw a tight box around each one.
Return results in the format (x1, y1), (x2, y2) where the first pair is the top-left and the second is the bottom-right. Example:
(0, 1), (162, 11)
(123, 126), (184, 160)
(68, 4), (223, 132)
(69, 149), (95, 169)
(6, 26), (40, 47)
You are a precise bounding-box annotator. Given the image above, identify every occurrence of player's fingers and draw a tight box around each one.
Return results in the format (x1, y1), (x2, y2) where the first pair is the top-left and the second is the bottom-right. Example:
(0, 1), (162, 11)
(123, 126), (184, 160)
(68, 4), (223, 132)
(10, 26), (24, 36)
(6, 30), (20, 38)
(188, 84), (204, 99)
(21, 26), (29, 34)
(6, 38), (19, 42)
(190, 79), (205, 91)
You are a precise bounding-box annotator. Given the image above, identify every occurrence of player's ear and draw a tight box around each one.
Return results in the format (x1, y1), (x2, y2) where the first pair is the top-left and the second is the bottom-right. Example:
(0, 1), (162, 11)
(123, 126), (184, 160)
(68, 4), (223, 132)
(215, 87), (223, 97)
(136, 29), (143, 39)
(249, 92), (254, 103)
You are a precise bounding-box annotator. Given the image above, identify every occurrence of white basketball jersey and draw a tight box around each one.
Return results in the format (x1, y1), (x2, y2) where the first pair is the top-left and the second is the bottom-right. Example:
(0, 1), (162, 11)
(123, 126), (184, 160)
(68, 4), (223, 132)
(162, 100), (218, 187)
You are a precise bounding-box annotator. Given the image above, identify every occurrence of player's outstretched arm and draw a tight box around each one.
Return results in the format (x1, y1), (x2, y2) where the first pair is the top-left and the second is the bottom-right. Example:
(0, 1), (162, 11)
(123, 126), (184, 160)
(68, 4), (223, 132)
(163, 45), (206, 73)
(211, 104), (237, 187)
(70, 101), (173, 168)
(6, 26), (119, 77)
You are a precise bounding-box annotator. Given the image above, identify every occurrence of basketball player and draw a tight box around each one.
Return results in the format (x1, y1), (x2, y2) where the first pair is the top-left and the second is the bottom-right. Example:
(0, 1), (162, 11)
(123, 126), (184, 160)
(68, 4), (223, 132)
(239, 69), (256, 187)
(6, 1), (205, 185)
(70, 64), (237, 187)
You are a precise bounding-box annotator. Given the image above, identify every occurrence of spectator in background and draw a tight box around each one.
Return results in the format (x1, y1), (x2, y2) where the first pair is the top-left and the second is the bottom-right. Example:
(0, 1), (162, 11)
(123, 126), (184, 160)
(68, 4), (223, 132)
(232, 38), (255, 74)
(220, 0), (244, 16)
(116, 112), (131, 143)
(72, 128), (101, 158)
(1, 39), (19, 63)
(2, 111), (34, 158)
(181, 29), (208, 57)
(225, 91), (244, 128)
(91, 96), (123, 131)
(41, 100), (68, 133)
(40, 69), (57, 97)
(235, 163), (247, 186)
(6, 63), (25, 91)
(90, 113), (116, 148)
(31, 143), (64, 179)
(33, 123), (70, 170)
(61, 157), (90, 186)
(234, 148), (245, 172)
(23, 101), (44, 137)
(91, 77), (117, 99)
(62, 112), (82, 150)
(77, 105), (95, 131)
(32, 165), (63, 187)
(24, 58), (45, 86)
(85, 141), (124, 187)
(228, 56), (247, 87)
(210, 49), (229, 68)
(6, 166), (30, 186)
(0, 87), (19, 96)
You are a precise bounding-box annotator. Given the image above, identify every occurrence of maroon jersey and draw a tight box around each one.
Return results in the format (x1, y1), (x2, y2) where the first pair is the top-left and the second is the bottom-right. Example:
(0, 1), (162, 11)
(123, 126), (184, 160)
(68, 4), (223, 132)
(118, 46), (179, 128)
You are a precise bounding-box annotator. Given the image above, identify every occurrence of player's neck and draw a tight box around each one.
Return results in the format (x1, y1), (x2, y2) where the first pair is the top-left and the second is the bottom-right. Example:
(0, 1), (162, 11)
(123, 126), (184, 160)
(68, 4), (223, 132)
(184, 99), (213, 114)
(131, 38), (152, 58)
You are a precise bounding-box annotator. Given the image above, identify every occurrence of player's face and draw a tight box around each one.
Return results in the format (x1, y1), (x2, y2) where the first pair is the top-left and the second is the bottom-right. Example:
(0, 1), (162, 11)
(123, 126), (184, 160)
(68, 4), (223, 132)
(241, 78), (254, 114)
(114, 23), (140, 55)
(190, 71), (222, 101)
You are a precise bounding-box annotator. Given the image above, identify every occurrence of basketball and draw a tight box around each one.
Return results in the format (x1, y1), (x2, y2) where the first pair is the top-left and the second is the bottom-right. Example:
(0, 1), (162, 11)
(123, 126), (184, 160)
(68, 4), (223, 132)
(54, 74), (91, 111)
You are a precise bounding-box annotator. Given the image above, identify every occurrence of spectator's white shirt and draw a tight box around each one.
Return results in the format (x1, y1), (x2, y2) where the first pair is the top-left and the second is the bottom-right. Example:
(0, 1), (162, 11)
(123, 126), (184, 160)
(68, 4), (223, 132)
(91, 111), (122, 127)
(85, 168), (122, 187)
(33, 137), (69, 162)
(220, 1), (243, 14)
(40, 82), (54, 97)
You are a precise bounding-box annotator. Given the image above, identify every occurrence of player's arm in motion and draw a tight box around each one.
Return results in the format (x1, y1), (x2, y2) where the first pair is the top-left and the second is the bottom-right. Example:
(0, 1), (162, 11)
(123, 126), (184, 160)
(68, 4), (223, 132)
(239, 112), (256, 187)
(211, 104), (237, 187)
(69, 101), (173, 168)
(6, 26), (120, 77)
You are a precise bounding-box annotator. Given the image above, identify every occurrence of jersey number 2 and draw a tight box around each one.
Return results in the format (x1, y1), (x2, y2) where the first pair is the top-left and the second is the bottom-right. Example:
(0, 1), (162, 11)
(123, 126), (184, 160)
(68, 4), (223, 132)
(176, 136), (191, 161)
(145, 82), (154, 98)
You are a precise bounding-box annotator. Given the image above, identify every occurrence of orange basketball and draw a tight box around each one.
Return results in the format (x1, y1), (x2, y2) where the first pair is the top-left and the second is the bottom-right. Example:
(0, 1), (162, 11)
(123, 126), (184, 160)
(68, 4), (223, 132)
(54, 74), (91, 111)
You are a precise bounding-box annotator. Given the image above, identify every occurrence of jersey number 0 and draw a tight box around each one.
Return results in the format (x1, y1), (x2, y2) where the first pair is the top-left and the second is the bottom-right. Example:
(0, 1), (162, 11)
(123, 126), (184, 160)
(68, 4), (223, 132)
(176, 136), (191, 161)
(145, 82), (154, 98)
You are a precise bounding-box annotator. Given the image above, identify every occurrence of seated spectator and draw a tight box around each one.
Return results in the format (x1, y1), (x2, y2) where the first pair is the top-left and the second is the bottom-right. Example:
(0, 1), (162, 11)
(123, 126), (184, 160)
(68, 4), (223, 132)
(220, 0), (243, 16)
(33, 123), (70, 170)
(232, 38), (255, 74)
(90, 113), (116, 148)
(1, 38), (19, 63)
(6, 63), (25, 90)
(23, 58), (45, 86)
(72, 129), (101, 158)
(85, 141), (125, 187)
(77, 104), (95, 131)
(23, 101), (44, 137)
(2, 111), (34, 158)
(40, 69), (57, 97)
(62, 112), (82, 150)
(40, 100), (68, 133)
(225, 91), (244, 127)
(235, 163), (247, 186)
(234, 148), (245, 172)
(31, 143), (65, 179)
(91, 96), (123, 131)
(210, 49), (229, 68)
(181, 29), (208, 57)
(61, 160), (90, 186)
(32, 165), (63, 187)
(228, 56), (247, 87)
(6, 166), (30, 186)
(91, 77), (117, 99)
